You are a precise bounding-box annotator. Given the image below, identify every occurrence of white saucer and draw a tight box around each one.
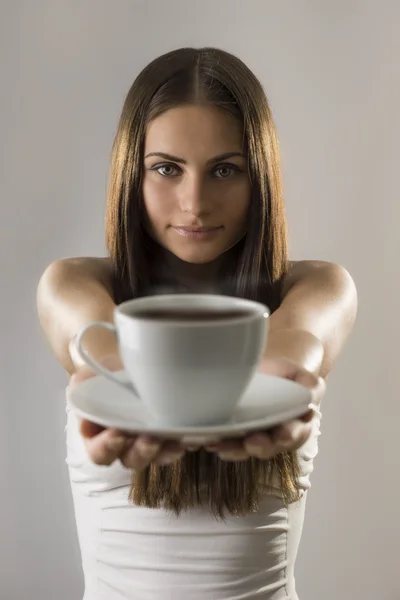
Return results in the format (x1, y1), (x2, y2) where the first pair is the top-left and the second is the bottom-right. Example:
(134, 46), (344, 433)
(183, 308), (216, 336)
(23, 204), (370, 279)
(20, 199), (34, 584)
(67, 370), (314, 445)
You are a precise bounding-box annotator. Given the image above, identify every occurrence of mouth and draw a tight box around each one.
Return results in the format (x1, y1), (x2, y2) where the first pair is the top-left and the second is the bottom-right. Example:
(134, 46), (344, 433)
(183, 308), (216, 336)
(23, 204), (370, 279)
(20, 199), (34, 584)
(171, 225), (223, 239)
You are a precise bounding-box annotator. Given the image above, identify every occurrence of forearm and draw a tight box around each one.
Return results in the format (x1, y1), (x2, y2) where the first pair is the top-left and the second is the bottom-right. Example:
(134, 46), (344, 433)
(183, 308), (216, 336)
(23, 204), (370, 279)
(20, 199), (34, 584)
(37, 257), (357, 382)
(37, 258), (118, 376)
(266, 261), (357, 379)
(263, 328), (324, 376)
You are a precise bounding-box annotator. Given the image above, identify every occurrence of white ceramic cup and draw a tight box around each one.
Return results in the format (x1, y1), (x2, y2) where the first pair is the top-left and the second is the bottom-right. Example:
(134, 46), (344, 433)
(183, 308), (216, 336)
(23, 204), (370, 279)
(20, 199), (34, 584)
(75, 294), (269, 427)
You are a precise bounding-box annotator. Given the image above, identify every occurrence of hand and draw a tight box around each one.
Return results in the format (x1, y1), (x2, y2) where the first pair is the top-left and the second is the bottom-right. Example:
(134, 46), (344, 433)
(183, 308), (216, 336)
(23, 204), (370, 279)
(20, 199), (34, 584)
(204, 357), (325, 461)
(67, 355), (186, 469)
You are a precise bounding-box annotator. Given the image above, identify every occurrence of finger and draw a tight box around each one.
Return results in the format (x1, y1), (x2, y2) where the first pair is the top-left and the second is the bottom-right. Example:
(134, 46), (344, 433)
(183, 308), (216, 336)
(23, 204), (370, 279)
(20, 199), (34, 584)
(274, 428), (312, 453)
(119, 435), (162, 470)
(154, 449), (185, 466)
(217, 448), (249, 462)
(260, 357), (319, 389)
(285, 428), (312, 452)
(259, 357), (302, 379)
(84, 428), (132, 466)
(153, 440), (186, 466)
(271, 421), (312, 450)
(160, 440), (186, 454)
(299, 408), (314, 423)
(98, 354), (124, 371)
(80, 418), (105, 438)
(243, 432), (277, 459)
(69, 354), (123, 389)
(205, 439), (243, 453)
(134, 440), (184, 466)
(209, 412), (315, 459)
(310, 377), (326, 407)
(69, 364), (97, 388)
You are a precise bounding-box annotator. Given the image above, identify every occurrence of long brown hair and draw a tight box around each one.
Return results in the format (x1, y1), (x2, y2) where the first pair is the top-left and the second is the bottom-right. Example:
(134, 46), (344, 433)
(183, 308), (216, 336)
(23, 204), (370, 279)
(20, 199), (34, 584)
(105, 47), (300, 519)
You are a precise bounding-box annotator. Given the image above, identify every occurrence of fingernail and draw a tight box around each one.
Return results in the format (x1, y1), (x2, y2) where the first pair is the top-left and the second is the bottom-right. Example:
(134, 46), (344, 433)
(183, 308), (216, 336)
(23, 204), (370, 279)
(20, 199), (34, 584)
(158, 452), (184, 465)
(107, 436), (126, 451)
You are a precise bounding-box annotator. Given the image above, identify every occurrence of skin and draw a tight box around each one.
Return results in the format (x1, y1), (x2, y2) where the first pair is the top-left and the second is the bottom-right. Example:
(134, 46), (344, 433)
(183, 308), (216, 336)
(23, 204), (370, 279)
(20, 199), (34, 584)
(142, 105), (251, 269)
(38, 104), (357, 468)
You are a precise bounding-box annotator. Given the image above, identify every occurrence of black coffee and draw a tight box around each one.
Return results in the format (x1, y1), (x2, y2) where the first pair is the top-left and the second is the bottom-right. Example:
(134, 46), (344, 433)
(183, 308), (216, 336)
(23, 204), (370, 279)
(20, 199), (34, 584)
(130, 308), (253, 321)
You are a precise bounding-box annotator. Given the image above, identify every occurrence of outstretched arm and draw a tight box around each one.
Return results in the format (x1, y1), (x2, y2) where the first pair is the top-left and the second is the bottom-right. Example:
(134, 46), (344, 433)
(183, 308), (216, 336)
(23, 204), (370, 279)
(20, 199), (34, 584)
(37, 257), (117, 375)
(37, 256), (357, 465)
(37, 257), (357, 379)
(265, 260), (357, 379)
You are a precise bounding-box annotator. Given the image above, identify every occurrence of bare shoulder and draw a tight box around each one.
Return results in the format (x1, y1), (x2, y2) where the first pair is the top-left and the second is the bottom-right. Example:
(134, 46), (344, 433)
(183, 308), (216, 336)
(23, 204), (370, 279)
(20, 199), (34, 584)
(63, 255), (112, 268)
(287, 259), (337, 272)
(287, 259), (353, 277)
(283, 259), (356, 297)
(37, 255), (113, 294)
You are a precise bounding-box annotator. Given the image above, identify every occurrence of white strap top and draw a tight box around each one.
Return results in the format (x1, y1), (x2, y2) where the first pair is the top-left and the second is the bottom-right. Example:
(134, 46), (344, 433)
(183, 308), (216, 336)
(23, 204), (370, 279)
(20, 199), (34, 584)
(65, 401), (322, 600)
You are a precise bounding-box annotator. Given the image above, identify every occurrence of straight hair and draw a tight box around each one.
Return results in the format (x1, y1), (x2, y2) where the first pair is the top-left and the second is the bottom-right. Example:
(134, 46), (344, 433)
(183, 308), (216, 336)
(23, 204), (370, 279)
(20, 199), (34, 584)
(105, 47), (300, 519)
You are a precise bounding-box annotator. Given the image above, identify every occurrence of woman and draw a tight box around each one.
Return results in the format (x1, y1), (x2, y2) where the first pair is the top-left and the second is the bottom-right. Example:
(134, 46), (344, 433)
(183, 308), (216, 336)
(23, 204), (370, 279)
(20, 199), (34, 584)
(37, 47), (357, 599)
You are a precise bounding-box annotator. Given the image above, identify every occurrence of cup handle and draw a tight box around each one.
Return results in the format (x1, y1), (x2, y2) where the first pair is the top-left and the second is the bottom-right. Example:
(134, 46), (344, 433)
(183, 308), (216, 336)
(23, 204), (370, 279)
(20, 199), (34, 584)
(75, 322), (137, 394)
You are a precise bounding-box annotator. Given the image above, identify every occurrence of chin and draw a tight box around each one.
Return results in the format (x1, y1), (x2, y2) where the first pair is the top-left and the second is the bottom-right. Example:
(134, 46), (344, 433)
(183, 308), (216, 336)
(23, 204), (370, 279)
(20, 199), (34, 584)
(173, 249), (222, 265)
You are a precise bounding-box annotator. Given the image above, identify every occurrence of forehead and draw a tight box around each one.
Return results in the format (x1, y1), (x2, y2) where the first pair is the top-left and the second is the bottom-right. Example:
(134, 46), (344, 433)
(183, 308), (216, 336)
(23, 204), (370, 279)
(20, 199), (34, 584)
(144, 104), (244, 156)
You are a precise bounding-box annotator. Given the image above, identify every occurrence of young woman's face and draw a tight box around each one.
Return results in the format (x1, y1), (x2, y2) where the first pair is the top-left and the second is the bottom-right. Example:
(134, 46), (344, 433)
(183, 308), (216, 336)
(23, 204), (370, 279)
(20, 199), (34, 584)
(142, 104), (251, 264)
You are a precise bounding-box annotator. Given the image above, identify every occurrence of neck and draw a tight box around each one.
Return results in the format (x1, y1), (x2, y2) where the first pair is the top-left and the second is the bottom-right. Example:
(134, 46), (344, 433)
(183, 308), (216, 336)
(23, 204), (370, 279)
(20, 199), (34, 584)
(155, 249), (224, 294)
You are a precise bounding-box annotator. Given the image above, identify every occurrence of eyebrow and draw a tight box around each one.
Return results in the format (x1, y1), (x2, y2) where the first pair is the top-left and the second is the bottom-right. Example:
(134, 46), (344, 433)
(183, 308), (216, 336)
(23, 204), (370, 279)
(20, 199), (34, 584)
(144, 151), (246, 165)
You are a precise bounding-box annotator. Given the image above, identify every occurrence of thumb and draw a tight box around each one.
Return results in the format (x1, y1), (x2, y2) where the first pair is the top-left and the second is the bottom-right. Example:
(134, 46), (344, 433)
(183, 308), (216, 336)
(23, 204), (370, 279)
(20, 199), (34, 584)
(68, 353), (123, 389)
(80, 418), (105, 439)
(261, 356), (319, 389)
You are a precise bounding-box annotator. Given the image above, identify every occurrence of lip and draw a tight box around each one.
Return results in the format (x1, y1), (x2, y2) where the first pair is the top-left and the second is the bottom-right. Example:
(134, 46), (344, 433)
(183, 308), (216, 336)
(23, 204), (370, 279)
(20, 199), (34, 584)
(171, 226), (223, 239)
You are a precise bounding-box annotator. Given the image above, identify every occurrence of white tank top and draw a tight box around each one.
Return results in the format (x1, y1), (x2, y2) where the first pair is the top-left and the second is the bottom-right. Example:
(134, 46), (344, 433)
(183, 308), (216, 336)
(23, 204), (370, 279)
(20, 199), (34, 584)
(65, 401), (322, 600)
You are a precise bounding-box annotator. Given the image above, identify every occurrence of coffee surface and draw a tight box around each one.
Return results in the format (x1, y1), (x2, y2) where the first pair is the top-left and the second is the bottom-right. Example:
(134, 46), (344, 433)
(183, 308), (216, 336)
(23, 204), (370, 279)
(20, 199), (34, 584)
(129, 307), (253, 321)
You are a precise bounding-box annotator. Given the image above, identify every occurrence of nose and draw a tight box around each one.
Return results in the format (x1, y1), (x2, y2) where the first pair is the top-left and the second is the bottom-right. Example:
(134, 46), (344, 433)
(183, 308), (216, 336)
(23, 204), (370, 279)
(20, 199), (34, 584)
(178, 175), (211, 217)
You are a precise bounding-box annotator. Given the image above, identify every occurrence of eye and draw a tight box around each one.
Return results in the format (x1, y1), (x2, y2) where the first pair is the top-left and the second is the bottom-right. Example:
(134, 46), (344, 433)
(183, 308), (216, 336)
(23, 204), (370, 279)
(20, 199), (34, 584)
(150, 163), (181, 177)
(213, 164), (241, 179)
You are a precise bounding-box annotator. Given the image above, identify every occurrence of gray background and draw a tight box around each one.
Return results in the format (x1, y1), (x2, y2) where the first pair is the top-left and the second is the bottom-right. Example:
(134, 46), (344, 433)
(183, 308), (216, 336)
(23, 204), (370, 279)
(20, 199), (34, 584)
(1, 1), (398, 599)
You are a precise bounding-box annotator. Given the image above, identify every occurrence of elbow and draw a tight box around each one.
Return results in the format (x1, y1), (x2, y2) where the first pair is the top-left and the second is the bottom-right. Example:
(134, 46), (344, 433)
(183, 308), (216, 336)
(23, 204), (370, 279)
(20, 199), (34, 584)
(332, 263), (358, 332)
(37, 259), (68, 314)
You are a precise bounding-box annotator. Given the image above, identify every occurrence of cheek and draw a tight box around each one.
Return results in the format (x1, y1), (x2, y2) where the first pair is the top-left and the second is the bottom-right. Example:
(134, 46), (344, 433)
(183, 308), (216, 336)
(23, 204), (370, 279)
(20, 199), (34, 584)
(142, 179), (171, 231)
(222, 183), (251, 224)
